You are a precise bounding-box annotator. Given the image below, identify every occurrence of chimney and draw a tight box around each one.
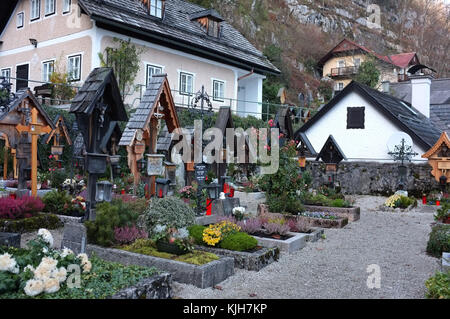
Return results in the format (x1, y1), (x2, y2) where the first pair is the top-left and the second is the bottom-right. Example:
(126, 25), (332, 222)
(410, 74), (432, 118)
(381, 81), (390, 93)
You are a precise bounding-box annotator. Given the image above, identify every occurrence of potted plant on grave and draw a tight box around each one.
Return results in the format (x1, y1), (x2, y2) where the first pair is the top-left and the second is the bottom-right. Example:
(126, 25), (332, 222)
(434, 203), (450, 224)
(152, 225), (194, 255)
(178, 185), (196, 205)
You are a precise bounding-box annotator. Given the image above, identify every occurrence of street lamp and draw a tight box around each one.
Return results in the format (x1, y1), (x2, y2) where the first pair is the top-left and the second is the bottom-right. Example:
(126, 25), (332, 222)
(155, 178), (171, 198)
(137, 157), (146, 173)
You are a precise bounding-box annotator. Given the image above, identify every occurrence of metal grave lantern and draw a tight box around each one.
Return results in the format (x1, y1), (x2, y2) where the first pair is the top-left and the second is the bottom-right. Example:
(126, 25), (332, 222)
(95, 181), (113, 203)
(110, 155), (121, 177)
(155, 178), (171, 198)
(164, 161), (177, 185)
(147, 154), (165, 176)
(70, 68), (128, 220)
(137, 157), (146, 173)
(206, 182), (220, 200)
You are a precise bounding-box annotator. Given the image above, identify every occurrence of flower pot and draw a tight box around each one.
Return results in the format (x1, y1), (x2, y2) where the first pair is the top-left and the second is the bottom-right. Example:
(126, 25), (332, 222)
(156, 240), (188, 256)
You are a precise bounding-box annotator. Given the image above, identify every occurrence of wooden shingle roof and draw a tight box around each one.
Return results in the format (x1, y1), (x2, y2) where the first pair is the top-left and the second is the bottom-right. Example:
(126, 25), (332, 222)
(70, 67), (127, 121)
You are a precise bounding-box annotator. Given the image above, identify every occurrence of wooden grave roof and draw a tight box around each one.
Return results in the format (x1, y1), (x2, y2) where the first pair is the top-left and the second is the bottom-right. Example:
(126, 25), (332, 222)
(119, 74), (180, 147)
(316, 135), (347, 164)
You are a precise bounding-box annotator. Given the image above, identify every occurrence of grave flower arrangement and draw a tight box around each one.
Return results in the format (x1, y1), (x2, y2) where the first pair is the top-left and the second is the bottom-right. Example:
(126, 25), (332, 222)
(385, 194), (417, 209)
(0, 229), (91, 297)
(152, 224), (194, 254)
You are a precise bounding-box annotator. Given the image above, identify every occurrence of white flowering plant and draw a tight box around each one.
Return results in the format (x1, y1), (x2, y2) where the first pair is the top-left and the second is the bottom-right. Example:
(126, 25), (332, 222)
(0, 228), (91, 297)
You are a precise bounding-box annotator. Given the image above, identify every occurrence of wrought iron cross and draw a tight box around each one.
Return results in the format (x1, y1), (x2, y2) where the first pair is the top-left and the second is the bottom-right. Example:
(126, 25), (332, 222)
(388, 138), (418, 165)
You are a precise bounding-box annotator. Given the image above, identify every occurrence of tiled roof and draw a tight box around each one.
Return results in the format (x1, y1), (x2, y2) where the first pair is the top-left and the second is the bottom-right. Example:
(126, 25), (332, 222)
(298, 81), (442, 150)
(78, 0), (279, 74)
(319, 38), (417, 69)
(390, 78), (450, 134)
(119, 74), (166, 147)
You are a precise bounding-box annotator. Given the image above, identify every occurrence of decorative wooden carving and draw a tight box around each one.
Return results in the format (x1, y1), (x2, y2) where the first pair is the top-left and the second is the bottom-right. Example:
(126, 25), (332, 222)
(422, 132), (450, 183)
(119, 74), (180, 195)
(0, 89), (55, 196)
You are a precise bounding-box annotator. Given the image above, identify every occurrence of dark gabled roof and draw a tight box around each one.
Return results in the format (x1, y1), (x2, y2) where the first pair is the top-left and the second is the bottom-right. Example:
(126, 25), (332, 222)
(297, 81), (442, 150)
(70, 67), (127, 121)
(295, 131), (317, 157)
(0, 88), (56, 131)
(0, 0), (17, 35)
(214, 106), (234, 133)
(316, 135), (347, 164)
(77, 0), (279, 75)
(190, 9), (224, 22)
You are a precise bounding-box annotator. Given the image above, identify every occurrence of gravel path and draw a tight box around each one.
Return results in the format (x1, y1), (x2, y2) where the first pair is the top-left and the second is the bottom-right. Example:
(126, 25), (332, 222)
(172, 195), (441, 299)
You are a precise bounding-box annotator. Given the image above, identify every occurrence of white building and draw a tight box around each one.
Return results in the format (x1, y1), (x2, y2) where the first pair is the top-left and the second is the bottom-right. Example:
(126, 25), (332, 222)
(296, 76), (443, 163)
(0, 0), (279, 117)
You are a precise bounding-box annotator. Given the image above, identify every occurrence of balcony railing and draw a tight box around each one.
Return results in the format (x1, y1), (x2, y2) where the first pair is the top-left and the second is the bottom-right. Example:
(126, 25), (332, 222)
(330, 66), (359, 77)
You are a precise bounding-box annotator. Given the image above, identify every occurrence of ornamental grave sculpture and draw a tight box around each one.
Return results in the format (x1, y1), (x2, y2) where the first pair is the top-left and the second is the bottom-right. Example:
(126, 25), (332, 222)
(70, 68), (128, 220)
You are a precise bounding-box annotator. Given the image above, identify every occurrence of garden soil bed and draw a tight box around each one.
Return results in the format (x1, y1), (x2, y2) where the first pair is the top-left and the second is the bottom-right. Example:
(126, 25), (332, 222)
(193, 245), (280, 271)
(85, 244), (234, 289)
(303, 205), (360, 222)
(251, 232), (308, 254)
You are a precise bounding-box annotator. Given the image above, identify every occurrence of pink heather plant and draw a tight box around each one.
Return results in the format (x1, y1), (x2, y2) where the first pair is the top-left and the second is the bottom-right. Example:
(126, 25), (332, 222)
(263, 222), (290, 236)
(0, 196), (44, 220)
(114, 226), (148, 245)
(237, 218), (263, 235)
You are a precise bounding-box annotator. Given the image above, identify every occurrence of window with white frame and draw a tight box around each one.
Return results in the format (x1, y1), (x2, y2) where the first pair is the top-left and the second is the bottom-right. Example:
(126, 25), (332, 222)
(354, 58), (361, 67)
(179, 72), (194, 95)
(338, 60), (345, 68)
(336, 82), (344, 91)
(1, 68), (11, 81)
(149, 0), (164, 18)
(213, 80), (225, 102)
(146, 64), (163, 86)
(68, 54), (81, 81)
(45, 0), (55, 16)
(30, 0), (41, 21)
(63, 0), (71, 14)
(42, 60), (54, 82)
(17, 12), (24, 28)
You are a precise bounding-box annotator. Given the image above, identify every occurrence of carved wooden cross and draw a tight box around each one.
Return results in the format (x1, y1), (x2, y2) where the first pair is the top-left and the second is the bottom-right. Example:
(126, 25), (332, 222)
(16, 107), (52, 197)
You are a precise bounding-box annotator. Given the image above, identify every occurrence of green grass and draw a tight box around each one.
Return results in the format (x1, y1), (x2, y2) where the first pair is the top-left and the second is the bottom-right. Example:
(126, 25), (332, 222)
(121, 239), (219, 266)
(0, 255), (159, 299)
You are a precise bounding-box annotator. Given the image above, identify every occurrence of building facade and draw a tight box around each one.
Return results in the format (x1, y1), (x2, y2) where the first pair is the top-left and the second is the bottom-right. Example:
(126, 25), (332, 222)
(318, 39), (419, 94)
(0, 0), (279, 118)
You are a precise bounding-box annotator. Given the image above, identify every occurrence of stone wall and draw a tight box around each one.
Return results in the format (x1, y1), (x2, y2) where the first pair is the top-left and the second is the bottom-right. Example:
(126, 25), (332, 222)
(306, 161), (440, 196)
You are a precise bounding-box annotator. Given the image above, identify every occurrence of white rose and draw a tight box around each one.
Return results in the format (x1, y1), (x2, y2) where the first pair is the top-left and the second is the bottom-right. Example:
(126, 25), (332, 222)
(43, 278), (60, 294)
(38, 229), (54, 248)
(0, 253), (18, 273)
(60, 247), (74, 258)
(24, 279), (44, 297)
(82, 260), (92, 273)
(52, 267), (67, 283)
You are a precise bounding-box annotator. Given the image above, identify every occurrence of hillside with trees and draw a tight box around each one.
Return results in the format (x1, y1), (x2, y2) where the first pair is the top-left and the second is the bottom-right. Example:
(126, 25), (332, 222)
(189, 0), (450, 109)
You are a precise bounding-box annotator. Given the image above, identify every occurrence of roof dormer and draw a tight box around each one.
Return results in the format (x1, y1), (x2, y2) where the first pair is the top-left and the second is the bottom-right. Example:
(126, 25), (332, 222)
(141, 0), (165, 19)
(190, 9), (224, 38)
